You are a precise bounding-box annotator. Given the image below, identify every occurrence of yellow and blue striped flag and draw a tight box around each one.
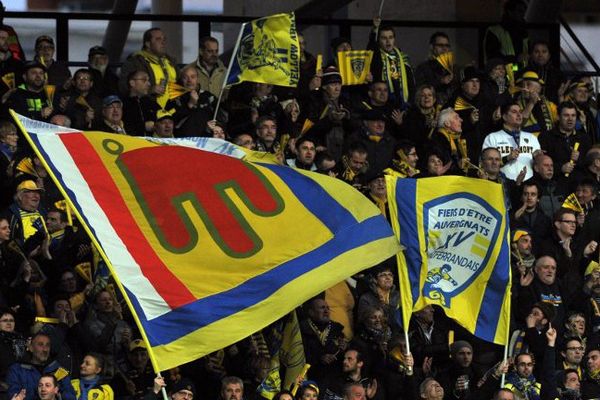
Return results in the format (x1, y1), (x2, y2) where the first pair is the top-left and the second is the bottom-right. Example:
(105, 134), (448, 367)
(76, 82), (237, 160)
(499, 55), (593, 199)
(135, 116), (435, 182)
(227, 13), (300, 87)
(386, 176), (511, 344)
(13, 111), (400, 371)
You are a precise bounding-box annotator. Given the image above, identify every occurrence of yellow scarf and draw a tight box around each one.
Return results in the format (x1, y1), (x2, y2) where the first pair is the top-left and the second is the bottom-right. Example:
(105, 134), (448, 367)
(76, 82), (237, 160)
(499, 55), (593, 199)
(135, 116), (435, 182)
(370, 194), (387, 215)
(437, 127), (462, 155)
(380, 49), (409, 101)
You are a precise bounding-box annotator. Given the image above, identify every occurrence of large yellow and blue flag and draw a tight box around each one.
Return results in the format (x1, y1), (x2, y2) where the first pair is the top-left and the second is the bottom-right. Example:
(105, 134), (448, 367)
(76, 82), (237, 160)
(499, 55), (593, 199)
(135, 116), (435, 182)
(13, 112), (400, 371)
(226, 12), (300, 87)
(386, 176), (511, 345)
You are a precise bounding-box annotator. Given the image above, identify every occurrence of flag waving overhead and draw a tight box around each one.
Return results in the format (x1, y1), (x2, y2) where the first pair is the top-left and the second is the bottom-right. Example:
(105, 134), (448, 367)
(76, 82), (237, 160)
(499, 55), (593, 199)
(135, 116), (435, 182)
(14, 112), (400, 371)
(226, 13), (300, 87)
(387, 176), (511, 345)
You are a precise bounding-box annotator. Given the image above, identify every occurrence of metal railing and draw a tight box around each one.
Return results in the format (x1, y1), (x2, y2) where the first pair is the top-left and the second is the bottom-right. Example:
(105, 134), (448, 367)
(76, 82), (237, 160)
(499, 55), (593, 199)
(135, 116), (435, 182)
(4, 10), (561, 70)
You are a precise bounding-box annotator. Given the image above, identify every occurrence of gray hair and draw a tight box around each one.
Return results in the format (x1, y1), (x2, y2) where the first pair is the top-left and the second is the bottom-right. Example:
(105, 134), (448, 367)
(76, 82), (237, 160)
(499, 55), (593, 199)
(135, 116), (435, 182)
(221, 376), (243, 392)
(436, 107), (457, 129)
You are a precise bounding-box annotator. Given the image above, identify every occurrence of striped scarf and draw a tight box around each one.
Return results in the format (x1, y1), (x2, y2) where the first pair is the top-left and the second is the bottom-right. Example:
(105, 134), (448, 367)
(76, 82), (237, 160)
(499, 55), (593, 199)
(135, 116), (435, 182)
(379, 48), (409, 101)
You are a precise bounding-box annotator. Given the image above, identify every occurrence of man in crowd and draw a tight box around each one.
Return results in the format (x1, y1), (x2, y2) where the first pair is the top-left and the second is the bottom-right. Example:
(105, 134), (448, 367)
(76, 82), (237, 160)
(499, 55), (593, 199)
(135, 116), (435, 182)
(119, 28), (178, 108)
(8, 61), (52, 121)
(94, 95), (126, 134)
(482, 101), (542, 181)
(286, 136), (317, 171)
(7, 332), (76, 400)
(369, 17), (415, 105)
(193, 36), (226, 97)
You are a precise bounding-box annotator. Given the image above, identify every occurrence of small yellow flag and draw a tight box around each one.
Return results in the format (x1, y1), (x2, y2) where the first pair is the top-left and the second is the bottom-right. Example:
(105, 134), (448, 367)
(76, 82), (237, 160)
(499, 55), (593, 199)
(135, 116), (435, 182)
(337, 50), (373, 86)
(562, 193), (584, 213)
(2, 73), (15, 89)
(454, 97), (475, 111)
(167, 82), (191, 100)
(435, 52), (454, 74)
(44, 85), (56, 107)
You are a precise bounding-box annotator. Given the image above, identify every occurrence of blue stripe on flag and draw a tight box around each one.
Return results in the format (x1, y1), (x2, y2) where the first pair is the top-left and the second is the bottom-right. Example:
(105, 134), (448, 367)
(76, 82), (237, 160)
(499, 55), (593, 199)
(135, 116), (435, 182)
(395, 179), (420, 306)
(131, 214), (393, 346)
(474, 216), (510, 341)
(261, 164), (357, 231)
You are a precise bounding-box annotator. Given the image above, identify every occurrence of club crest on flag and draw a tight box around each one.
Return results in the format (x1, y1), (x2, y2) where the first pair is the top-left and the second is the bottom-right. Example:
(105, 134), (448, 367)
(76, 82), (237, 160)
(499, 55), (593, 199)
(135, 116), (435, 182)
(351, 58), (366, 79)
(226, 13), (300, 87)
(422, 194), (502, 306)
(238, 25), (289, 76)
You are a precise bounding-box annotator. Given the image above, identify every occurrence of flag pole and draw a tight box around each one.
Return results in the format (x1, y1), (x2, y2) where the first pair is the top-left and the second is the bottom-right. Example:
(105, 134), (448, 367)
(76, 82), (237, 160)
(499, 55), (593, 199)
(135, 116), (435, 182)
(500, 222), (512, 387)
(403, 329), (413, 375)
(213, 22), (247, 121)
(378, 0), (386, 17)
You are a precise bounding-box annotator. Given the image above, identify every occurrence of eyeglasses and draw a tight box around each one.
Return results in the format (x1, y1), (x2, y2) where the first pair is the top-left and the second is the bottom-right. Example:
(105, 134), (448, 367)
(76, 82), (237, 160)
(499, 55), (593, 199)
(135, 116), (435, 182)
(567, 346), (584, 351)
(75, 76), (91, 81)
(560, 220), (577, 225)
(518, 362), (534, 367)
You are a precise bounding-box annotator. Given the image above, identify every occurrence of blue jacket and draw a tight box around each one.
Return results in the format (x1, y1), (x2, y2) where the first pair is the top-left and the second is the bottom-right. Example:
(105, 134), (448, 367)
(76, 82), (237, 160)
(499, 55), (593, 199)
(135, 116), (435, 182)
(7, 359), (76, 400)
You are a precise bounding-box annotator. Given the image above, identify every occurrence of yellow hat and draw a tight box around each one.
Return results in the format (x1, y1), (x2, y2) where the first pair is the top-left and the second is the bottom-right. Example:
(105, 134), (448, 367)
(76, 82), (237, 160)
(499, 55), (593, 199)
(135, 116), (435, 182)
(519, 71), (545, 85)
(512, 229), (530, 243)
(16, 180), (44, 192)
(585, 261), (600, 278)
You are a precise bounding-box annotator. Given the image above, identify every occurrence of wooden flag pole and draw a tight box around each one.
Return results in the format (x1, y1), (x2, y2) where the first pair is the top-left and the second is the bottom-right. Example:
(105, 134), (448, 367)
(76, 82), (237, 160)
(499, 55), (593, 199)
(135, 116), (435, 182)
(213, 22), (247, 121)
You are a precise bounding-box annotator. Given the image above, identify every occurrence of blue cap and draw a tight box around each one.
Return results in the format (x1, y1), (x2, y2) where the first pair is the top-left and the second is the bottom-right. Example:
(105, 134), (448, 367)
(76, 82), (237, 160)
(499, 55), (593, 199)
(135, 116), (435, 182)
(102, 95), (122, 107)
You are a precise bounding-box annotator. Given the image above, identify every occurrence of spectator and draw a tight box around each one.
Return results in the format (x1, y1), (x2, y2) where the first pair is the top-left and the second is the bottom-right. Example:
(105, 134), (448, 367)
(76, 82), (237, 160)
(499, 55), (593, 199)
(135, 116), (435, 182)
(33, 35), (70, 89)
(300, 298), (346, 384)
(122, 70), (159, 136)
(415, 32), (454, 105)
(6, 332), (76, 400)
(87, 46), (119, 99)
(94, 96), (126, 134)
(192, 36), (226, 97)
(119, 28), (178, 109)
(55, 68), (102, 130)
(71, 353), (113, 400)
(369, 17), (415, 105)
(7, 61), (52, 121)
(347, 109), (396, 175)
(286, 136), (317, 171)
(515, 71), (557, 137)
(482, 101), (542, 181)
(539, 101), (591, 178)
(511, 181), (552, 242)
(429, 108), (468, 174)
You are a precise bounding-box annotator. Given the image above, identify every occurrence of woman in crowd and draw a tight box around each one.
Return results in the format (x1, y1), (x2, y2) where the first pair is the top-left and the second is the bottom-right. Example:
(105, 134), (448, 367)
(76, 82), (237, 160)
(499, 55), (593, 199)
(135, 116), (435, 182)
(72, 352), (114, 400)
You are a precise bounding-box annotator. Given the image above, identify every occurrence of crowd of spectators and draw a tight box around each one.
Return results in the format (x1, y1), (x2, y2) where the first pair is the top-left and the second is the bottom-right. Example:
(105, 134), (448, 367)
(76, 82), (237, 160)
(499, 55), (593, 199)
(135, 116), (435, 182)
(2, 0), (600, 399)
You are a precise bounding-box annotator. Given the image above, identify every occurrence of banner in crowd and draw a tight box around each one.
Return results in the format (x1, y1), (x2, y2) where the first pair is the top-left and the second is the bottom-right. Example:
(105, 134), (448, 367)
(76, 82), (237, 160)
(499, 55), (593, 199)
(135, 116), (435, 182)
(337, 50), (373, 85)
(386, 176), (511, 345)
(14, 112), (400, 371)
(226, 12), (300, 87)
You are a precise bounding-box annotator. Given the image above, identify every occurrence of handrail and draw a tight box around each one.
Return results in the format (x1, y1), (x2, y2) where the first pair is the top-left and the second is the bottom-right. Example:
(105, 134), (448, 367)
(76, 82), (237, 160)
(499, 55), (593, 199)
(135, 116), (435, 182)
(3, 10), (561, 68)
(558, 16), (600, 75)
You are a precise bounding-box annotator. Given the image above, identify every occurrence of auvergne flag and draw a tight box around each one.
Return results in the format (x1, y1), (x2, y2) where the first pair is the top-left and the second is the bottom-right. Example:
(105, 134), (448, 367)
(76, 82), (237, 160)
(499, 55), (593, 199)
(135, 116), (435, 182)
(386, 176), (511, 345)
(13, 111), (400, 371)
(226, 13), (300, 87)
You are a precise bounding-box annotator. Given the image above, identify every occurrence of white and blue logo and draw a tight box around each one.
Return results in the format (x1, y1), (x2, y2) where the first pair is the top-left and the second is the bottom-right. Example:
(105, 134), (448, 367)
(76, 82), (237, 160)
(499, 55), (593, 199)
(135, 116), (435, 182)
(422, 193), (502, 307)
